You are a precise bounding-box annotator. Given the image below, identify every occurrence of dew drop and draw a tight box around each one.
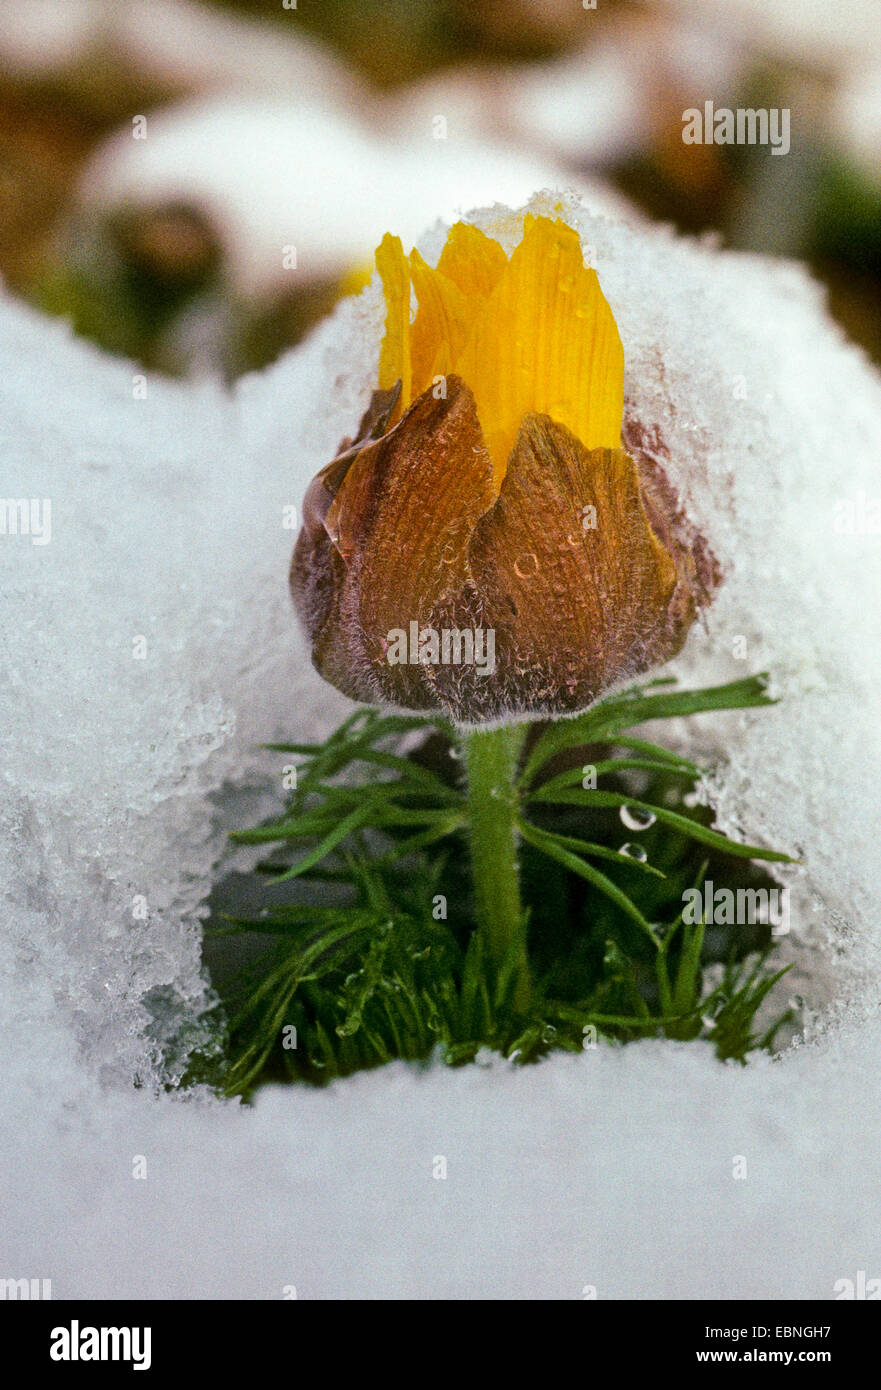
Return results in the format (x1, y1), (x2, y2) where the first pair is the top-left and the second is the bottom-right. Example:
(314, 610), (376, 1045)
(619, 842), (648, 862)
(440, 543), (456, 564)
(619, 804), (656, 832)
(513, 551), (539, 578)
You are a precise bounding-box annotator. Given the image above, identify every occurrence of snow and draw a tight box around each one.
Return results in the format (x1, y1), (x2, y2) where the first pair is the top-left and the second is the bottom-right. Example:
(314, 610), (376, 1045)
(490, 19), (741, 168)
(81, 95), (634, 297)
(661, 0), (881, 75)
(2, 1026), (881, 1299)
(2, 192), (881, 1296)
(0, 0), (360, 103)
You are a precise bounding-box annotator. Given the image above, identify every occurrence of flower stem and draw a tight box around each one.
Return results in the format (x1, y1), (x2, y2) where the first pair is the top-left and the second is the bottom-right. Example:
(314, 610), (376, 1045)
(461, 723), (530, 1010)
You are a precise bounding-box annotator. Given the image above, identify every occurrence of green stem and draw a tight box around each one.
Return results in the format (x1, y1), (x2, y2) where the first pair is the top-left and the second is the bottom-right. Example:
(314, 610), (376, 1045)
(461, 723), (530, 1009)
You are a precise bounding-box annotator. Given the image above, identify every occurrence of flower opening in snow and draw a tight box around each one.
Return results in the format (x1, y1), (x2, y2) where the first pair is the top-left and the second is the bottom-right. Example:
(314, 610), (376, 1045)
(291, 214), (715, 724)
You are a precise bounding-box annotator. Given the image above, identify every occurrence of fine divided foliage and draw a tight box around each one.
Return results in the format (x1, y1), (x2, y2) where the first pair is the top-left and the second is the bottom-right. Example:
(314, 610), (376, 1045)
(205, 676), (794, 1095)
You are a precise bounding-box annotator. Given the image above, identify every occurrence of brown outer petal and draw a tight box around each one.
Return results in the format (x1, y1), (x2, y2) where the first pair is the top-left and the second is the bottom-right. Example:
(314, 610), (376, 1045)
(291, 380), (708, 723)
(289, 381), (404, 690)
(451, 414), (695, 720)
(622, 414), (722, 608)
(291, 376), (496, 709)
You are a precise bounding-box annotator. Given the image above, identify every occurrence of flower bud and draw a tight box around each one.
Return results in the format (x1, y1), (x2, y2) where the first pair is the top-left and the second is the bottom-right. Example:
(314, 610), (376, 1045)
(291, 215), (715, 724)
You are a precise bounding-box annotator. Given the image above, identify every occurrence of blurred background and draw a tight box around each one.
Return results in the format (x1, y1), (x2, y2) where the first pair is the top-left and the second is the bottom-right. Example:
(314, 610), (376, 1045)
(2, 0), (879, 378)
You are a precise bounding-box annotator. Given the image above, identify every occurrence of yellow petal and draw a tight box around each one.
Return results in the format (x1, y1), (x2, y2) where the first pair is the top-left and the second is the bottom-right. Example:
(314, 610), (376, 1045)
(435, 222), (509, 300)
(454, 215), (624, 485)
(337, 261), (373, 298)
(408, 249), (471, 402)
(375, 233), (411, 409)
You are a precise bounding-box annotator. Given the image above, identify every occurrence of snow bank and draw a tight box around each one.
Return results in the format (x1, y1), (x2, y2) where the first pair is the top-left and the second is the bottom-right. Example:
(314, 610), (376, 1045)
(2, 193), (880, 1296)
(4, 1026), (881, 1300)
(81, 97), (634, 296)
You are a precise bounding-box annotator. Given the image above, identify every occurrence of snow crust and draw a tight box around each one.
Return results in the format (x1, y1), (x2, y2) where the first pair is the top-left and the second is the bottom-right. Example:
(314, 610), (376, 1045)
(2, 193), (881, 1296)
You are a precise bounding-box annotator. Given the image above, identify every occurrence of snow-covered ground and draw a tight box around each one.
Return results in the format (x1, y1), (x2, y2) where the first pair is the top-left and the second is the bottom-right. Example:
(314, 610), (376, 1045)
(2, 194), (880, 1298)
(4, 1029), (881, 1299)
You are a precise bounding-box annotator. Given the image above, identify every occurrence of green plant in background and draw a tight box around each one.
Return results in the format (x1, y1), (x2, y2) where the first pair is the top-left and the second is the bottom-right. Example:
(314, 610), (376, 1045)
(205, 675), (794, 1096)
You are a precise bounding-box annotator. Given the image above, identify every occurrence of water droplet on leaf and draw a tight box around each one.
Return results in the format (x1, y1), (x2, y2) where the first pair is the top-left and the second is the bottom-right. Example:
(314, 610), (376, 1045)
(513, 552), (539, 579)
(619, 804), (656, 831)
(619, 842), (648, 862)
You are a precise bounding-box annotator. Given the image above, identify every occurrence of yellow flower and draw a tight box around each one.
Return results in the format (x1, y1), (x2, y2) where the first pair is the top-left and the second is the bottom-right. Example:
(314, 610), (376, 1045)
(376, 216), (624, 484)
(291, 216), (715, 724)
